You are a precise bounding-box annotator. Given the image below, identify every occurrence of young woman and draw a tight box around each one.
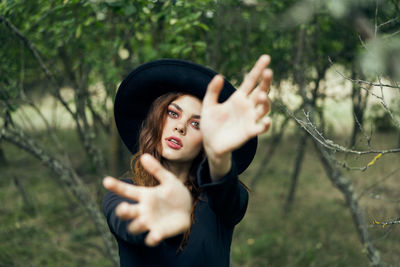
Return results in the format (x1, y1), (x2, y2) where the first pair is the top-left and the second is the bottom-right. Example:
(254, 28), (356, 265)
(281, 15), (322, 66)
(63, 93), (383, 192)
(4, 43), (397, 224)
(102, 55), (273, 266)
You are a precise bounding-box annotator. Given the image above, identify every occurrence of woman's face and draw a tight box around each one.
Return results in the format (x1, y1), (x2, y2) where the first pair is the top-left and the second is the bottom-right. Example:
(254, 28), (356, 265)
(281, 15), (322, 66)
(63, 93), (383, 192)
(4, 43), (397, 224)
(161, 95), (203, 163)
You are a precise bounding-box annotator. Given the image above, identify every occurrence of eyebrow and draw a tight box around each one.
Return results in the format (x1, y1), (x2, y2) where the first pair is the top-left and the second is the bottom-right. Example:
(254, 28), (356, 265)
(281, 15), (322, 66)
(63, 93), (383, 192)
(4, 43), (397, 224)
(170, 103), (201, 119)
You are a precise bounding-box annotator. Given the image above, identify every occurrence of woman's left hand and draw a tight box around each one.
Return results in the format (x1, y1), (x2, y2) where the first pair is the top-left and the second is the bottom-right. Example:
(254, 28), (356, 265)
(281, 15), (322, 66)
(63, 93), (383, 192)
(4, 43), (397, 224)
(201, 55), (273, 160)
(103, 154), (192, 247)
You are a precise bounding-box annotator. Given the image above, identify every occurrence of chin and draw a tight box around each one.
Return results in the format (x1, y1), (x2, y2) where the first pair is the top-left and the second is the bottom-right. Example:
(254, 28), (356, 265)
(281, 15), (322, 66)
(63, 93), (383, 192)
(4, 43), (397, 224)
(162, 149), (182, 160)
(163, 154), (193, 163)
(162, 151), (193, 163)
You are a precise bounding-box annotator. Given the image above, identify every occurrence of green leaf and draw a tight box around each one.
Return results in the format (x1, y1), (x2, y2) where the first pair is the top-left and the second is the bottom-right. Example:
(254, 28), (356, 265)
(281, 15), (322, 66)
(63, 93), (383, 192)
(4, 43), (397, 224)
(196, 22), (209, 31)
(124, 4), (136, 16)
(75, 25), (82, 39)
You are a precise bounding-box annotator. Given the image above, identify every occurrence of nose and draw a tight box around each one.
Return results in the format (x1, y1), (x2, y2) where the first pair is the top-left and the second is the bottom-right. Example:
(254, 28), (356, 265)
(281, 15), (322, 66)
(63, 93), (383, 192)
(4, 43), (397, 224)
(174, 123), (186, 135)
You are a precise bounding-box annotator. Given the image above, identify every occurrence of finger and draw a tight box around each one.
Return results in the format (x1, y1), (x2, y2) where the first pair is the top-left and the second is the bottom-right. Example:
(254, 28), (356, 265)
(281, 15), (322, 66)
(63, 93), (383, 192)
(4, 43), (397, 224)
(140, 154), (174, 184)
(203, 74), (224, 108)
(249, 86), (260, 103)
(249, 69), (273, 103)
(116, 202), (139, 220)
(260, 69), (273, 94)
(150, 213), (190, 244)
(145, 231), (163, 247)
(252, 116), (272, 136)
(254, 96), (271, 120)
(238, 55), (270, 95)
(103, 176), (141, 200)
(128, 218), (148, 235)
(255, 106), (267, 123)
(253, 90), (268, 107)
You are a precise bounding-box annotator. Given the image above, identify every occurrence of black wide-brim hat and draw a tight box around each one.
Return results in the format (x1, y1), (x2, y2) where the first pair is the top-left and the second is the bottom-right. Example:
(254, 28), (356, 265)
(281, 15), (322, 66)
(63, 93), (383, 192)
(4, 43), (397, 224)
(114, 59), (257, 174)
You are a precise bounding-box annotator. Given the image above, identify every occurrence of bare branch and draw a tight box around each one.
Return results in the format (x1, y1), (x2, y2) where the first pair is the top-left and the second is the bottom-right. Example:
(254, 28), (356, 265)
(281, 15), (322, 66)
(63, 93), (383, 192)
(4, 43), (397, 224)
(0, 15), (75, 117)
(382, 29), (400, 39)
(249, 113), (290, 189)
(373, 217), (400, 227)
(1, 15), (106, 175)
(283, 105), (400, 156)
(328, 57), (400, 89)
(376, 76), (400, 129)
(312, 138), (383, 266)
(353, 113), (372, 148)
(358, 167), (400, 200)
(377, 16), (399, 28)
(0, 125), (118, 266)
(374, 0), (378, 38)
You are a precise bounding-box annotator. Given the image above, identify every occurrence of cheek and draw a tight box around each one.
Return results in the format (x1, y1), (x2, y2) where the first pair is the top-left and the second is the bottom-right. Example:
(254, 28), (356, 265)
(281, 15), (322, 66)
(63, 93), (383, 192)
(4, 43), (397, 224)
(191, 133), (203, 150)
(162, 119), (171, 135)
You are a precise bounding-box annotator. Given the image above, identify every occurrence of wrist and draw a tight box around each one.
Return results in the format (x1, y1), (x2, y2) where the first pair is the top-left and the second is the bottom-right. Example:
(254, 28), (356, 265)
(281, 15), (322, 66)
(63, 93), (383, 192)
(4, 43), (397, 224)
(206, 151), (232, 181)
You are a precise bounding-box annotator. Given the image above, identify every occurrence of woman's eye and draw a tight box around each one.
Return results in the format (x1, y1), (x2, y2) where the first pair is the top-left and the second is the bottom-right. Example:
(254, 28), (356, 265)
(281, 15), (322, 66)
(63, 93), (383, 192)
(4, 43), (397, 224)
(168, 110), (178, 118)
(191, 121), (200, 129)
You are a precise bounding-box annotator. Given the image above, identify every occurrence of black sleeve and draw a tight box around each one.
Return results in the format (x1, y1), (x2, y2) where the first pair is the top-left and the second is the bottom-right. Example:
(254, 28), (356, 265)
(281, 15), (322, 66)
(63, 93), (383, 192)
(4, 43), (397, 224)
(196, 158), (249, 227)
(102, 179), (147, 244)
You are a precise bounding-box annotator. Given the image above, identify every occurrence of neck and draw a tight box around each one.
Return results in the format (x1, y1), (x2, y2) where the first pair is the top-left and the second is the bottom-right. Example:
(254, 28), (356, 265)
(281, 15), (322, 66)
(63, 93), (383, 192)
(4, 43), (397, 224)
(162, 159), (192, 183)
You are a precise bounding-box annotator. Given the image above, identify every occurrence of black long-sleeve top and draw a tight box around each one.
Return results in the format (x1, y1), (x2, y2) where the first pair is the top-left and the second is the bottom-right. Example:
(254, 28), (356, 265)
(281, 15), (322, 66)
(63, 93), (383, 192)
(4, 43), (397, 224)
(102, 159), (249, 267)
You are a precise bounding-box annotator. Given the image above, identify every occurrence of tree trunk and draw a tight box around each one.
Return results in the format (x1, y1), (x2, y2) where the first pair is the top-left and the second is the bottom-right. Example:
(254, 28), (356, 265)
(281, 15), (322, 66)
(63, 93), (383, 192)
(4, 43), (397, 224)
(1, 127), (119, 267)
(249, 116), (290, 189)
(110, 114), (126, 177)
(0, 142), (7, 167)
(283, 133), (308, 215)
(312, 139), (383, 266)
(13, 176), (36, 215)
(398, 130), (400, 148)
(350, 66), (369, 148)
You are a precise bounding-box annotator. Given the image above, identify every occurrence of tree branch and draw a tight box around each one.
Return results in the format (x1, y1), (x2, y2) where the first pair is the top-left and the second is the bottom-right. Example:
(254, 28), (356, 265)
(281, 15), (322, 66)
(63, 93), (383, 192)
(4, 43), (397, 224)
(312, 139), (383, 266)
(284, 106), (400, 156)
(0, 125), (118, 266)
(0, 15), (75, 117)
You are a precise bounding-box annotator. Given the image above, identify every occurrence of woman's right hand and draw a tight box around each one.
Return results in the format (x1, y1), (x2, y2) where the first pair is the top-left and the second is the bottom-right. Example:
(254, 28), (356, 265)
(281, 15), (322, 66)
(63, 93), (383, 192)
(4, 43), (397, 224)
(103, 153), (192, 247)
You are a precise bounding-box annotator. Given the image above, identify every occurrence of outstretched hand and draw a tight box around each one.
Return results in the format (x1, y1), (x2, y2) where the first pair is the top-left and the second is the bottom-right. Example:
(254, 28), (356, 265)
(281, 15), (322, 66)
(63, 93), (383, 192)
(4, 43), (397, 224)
(103, 154), (192, 247)
(103, 55), (273, 244)
(201, 55), (273, 159)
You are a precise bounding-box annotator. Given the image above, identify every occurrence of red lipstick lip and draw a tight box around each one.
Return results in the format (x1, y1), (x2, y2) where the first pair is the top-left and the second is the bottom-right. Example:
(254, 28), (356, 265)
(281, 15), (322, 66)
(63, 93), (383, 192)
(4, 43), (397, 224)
(165, 136), (183, 148)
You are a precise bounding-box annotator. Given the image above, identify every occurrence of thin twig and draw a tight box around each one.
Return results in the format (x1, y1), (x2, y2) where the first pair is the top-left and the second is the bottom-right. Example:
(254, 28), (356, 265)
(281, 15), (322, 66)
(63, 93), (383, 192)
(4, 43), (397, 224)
(377, 16), (399, 28)
(358, 167), (400, 200)
(377, 76), (400, 129)
(373, 217), (400, 227)
(382, 29), (400, 39)
(328, 57), (400, 89)
(283, 105), (400, 155)
(0, 15), (75, 118)
(353, 113), (372, 149)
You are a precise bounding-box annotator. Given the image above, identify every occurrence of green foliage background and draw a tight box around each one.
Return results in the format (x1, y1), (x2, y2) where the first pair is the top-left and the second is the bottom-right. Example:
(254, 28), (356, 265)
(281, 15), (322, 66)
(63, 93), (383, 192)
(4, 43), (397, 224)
(1, 0), (399, 266)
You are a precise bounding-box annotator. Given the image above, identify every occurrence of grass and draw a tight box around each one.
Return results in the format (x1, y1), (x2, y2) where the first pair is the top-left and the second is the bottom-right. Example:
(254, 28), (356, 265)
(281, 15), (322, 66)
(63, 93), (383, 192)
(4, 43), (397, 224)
(234, 131), (400, 267)
(1, 129), (399, 266)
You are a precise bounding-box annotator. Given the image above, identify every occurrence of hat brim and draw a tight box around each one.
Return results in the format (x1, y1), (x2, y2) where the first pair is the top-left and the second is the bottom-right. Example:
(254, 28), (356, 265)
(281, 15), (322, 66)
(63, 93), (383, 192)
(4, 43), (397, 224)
(114, 59), (257, 174)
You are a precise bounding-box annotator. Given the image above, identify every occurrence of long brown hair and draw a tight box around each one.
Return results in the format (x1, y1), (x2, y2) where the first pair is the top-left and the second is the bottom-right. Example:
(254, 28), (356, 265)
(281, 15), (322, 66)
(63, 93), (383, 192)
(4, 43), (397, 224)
(130, 92), (203, 251)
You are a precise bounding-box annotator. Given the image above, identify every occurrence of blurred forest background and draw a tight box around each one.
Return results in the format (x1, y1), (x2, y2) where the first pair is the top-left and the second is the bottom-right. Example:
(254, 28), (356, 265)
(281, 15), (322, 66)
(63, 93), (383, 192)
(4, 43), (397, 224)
(1, 0), (400, 266)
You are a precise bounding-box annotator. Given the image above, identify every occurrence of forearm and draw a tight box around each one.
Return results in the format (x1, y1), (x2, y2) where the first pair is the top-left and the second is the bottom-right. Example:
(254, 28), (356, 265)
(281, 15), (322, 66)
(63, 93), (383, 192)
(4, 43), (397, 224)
(197, 159), (249, 227)
(205, 149), (232, 181)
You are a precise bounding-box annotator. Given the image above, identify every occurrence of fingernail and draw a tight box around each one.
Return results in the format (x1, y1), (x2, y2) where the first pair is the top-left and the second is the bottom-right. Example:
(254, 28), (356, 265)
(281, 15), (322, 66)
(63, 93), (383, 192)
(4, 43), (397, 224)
(116, 202), (128, 215)
(264, 69), (273, 76)
(152, 232), (161, 242)
(103, 177), (113, 187)
(261, 54), (270, 62)
(149, 233), (161, 246)
(141, 154), (150, 162)
(214, 74), (224, 82)
(260, 91), (268, 99)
